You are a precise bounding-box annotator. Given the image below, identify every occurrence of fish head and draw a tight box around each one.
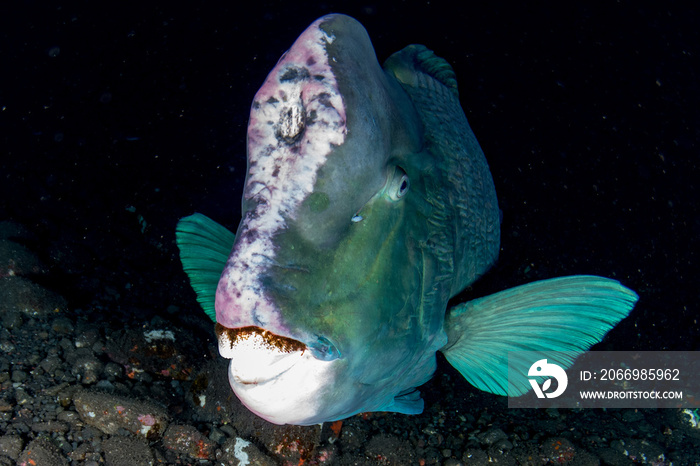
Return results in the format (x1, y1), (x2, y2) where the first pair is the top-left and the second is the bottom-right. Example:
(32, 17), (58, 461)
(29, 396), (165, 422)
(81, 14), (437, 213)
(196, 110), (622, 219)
(214, 14), (441, 425)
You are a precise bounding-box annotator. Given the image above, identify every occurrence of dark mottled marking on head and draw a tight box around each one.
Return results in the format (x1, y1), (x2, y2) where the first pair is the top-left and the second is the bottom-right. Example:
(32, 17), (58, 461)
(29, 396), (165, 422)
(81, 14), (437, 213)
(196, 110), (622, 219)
(306, 56), (316, 67)
(279, 66), (311, 83)
(241, 228), (260, 244)
(265, 96), (279, 105)
(314, 75), (325, 81)
(307, 110), (318, 124)
(317, 93), (333, 108)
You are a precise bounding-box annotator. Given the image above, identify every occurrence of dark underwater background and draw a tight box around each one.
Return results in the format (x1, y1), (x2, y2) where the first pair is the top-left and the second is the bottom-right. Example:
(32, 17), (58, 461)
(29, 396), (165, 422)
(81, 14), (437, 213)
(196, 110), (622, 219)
(1, 1), (698, 465)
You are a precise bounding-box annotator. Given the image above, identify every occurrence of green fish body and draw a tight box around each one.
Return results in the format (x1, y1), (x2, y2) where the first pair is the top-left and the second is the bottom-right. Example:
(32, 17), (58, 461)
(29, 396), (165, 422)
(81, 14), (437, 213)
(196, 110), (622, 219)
(176, 14), (637, 425)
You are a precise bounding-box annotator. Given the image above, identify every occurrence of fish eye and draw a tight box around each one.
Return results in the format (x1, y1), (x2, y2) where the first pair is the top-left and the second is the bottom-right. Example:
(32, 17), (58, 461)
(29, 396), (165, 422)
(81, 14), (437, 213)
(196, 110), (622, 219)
(308, 335), (341, 361)
(387, 167), (410, 201)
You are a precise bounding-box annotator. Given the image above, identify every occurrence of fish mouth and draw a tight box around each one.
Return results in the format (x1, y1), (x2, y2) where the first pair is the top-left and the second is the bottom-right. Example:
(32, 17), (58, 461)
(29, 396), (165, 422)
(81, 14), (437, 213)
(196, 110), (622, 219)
(215, 324), (308, 385)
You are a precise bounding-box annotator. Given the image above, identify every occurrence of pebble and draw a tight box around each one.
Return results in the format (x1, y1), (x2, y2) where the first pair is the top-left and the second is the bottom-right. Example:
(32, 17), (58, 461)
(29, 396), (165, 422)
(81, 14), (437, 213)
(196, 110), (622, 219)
(104, 362), (123, 379)
(0, 276), (68, 317)
(52, 317), (75, 334)
(365, 434), (417, 464)
(463, 448), (489, 465)
(18, 437), (69, 466)
(542, 437), (575, 463)
(40, 355), (63, 375)
(11, 370), (28, 383)
(0, 435), (23, 460)
(102, 436), (154, 466)
(479, 427), (508, 446)
(74, 326), (100, 348)
(71, 354), (104, 384)
(209, 425), (227, 444)
(162, 424), (216, 460)
(31, 420), (70, 433)
(57, 410), (80, 423)
(219, 423), (237, 438)
(0, 239), (47, 276)
(0, 311), (22, 329)
(73, 389), (169, 439)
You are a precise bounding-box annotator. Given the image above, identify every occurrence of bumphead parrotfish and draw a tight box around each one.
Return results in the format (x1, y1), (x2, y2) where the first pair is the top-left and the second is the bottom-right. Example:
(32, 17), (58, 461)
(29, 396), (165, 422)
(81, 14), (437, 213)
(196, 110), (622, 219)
(176, 14), (638, 425)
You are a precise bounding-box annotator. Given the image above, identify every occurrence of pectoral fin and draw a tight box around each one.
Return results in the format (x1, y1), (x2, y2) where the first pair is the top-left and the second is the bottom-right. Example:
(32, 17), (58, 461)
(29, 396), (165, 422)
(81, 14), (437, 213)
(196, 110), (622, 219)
(441, 275), (638, 396)
(377, 388), (424, 415)
(175, 213), (236, 321)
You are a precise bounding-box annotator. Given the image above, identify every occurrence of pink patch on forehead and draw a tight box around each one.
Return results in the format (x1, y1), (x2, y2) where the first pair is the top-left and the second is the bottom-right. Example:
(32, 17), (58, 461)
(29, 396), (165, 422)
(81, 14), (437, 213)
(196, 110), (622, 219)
(215, 15), (346, 335)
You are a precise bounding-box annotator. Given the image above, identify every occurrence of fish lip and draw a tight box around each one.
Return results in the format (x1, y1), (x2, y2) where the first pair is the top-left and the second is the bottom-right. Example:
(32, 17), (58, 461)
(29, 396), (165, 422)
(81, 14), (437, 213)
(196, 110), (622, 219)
(230, 357), (297, 386)
(215, 323), (307, 354)
(215, 324), (309, 385)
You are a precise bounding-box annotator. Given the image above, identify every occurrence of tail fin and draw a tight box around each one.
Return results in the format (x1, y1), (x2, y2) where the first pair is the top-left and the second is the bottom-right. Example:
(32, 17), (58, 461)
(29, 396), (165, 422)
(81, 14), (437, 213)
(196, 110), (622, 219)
(175, 213), (236, 321)
(441, 276), (638, 396)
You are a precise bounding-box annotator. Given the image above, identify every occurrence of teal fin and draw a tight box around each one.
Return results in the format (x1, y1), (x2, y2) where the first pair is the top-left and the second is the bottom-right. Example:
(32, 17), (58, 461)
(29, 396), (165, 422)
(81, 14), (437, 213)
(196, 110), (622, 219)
(175, 213), (236, 321)
(441, 275), (638, 396)
(379, 389), (424, 415)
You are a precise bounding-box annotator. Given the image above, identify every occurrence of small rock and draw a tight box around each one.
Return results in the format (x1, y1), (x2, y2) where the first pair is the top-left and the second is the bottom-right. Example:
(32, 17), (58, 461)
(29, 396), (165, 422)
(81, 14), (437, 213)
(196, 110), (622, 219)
(103, 362), (123, 379)
(365, 434), (417, 464)
(67, 442), (93, 461)
(220, 424), (237, 437)
(75, 326), (100, 348)
(339, 425), (368, 452)
(56, 410), (80, 423)
(597, 447), (629, 466)
(0, 276), (68, 317)
(31, 420), (70, 433)
(162, 424), (216, 461)
(18, 437), (69, 466)
(1, 311), (22, 329)
(0, 435), (23, 460)
(51, 316), (75, 334)
(667, 408), (700, 440)
(0, 398), (14, 412)
(40, 355), (63, 375)
(105, 326), (197, 381)
(0, 239), (47, 277)
(542, 437), (576, 463)
(11, 370), (27, 383)
(622, 439), (665, 464)
(492, 438), (514, 452)
(71, 354), (104, 384)
(462, 448), (489, 465)
(102, 436), (154, 466)
(621, 410), (645, 423)
(479, 427), (508, 446)
(210, 426), (227, 444)
(73, 389), (169, 439)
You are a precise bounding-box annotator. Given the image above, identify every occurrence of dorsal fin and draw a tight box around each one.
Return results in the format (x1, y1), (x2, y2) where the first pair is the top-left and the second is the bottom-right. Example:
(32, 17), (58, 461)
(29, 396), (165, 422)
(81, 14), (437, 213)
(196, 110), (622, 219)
(413, 45), (459, 98)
